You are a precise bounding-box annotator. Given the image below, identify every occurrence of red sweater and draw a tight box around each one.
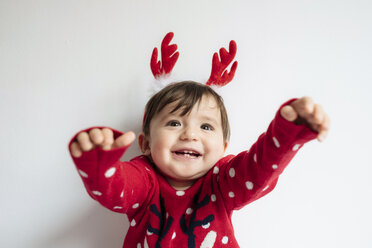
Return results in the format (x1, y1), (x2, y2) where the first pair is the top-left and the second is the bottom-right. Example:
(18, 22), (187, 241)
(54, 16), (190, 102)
(69, 100), (317, 248)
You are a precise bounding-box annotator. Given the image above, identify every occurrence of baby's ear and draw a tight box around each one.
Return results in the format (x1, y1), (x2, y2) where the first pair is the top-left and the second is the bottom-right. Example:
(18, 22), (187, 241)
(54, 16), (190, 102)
(138, 132), (151, 155)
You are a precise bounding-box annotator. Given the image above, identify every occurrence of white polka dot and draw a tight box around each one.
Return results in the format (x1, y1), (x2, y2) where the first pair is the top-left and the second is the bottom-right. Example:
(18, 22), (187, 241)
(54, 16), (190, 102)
(213, 167), (219, 174)
(131, 219), (136, 227)
(229, 168), (235, 178)
(246, 181), (254, 190)
(273, 137), (280, 148)
(292, 144), (301, 151)
(92, 191), (102, 196)
(132, 203), (139, 209)
(113, 206), (123, 209)
(166, 212), (169, 219)
(105, 167), (116, 178)
(272, 164), (278, 169)
(253, 153), (257, 163)
(145, 167), (150, 171)
(222, 236), (229, 244)
(228, 192), (235, 198)
(211, 194), (217, 202)
(176, 191), (185, 196)
(147, 230), (153, 235)
(263, 185), (269, 191)
(78, 169), (88, 178)
(137, 243), (141, 248)
(120, 191), (124, 197)
(172, 232), (176, 239)
(201, 231), (217, 247)
(186, 208), (193, 215)
(202, 222), (210, 229)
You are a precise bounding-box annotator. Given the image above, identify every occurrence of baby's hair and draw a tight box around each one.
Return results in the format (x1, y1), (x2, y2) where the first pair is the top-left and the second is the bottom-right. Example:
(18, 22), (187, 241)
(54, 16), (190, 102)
(143, 81), (230, 141)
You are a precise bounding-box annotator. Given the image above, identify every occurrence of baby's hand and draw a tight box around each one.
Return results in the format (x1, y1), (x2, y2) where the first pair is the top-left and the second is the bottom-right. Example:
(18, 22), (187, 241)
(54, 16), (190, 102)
(70, 128), (136, 158)
(280, 97), (330, 142)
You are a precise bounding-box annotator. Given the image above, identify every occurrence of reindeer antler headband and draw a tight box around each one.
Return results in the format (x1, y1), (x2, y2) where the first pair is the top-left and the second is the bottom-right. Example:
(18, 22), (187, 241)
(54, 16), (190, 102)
(150, 32), (238, 87)
(142, 32), (238, 128)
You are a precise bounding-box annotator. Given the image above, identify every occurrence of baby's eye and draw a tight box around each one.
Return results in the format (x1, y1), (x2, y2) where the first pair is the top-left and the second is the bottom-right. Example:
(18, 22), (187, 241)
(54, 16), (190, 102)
(201, 124), (214, 131)
(167, 120), (181, 127)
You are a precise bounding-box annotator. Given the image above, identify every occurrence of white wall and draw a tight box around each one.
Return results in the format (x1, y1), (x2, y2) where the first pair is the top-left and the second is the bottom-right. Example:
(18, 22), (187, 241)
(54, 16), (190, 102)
(1, 0), (371, 247)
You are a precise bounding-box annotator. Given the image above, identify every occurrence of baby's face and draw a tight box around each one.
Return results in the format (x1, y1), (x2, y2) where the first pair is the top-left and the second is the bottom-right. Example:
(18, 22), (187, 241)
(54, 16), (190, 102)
(142, 95), (228, 190)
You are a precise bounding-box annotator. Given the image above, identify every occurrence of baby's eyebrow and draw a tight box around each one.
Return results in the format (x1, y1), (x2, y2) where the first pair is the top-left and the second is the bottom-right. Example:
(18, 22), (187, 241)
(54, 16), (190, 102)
(161, 112), (182, 121)
(164, 111), (181, 117)
(200, 115), (219, 124)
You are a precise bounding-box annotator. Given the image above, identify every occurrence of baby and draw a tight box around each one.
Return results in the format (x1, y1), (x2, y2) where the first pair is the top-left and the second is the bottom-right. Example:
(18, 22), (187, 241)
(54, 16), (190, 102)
(69, 81), (329, 248)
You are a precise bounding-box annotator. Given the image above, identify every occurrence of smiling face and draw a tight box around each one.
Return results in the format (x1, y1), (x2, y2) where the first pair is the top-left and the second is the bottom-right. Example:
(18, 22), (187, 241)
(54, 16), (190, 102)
(139, 94), (228, 190)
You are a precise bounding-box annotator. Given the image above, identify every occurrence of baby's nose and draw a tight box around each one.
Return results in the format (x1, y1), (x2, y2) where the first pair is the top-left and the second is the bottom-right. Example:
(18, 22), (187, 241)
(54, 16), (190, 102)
(180, 127), (198, 141)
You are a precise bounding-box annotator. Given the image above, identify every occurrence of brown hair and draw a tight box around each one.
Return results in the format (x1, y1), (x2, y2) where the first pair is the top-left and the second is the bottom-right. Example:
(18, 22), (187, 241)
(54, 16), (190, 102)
(142, 81), (230, 141)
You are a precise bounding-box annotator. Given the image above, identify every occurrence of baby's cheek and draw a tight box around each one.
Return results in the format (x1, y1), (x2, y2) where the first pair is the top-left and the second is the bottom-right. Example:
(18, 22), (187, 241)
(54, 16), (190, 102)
(207, 144), (225, 163)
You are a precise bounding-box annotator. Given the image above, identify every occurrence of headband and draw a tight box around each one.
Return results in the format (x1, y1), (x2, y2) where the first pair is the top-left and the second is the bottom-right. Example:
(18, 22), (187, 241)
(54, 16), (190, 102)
(143, 32), (238, 129)
(150, 32), (238, 87)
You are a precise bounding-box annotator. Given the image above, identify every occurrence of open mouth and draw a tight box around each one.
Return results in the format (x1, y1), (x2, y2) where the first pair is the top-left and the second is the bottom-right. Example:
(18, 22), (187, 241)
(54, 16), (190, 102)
(173, 150), (201, 158)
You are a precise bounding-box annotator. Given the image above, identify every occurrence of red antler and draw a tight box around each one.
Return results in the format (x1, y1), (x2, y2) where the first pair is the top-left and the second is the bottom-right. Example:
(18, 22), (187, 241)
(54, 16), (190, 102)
(206, 40), (238, 87)
(151, 32), (179, 78)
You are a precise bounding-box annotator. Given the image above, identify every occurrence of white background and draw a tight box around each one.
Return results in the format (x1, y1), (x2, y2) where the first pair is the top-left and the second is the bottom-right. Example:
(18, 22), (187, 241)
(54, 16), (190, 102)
(1, 0), (371, 247)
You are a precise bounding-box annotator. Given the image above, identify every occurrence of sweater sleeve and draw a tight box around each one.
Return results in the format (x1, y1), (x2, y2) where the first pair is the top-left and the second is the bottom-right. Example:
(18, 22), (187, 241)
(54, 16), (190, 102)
(68, 127), (154, 216)
(215, 99), (318, 211)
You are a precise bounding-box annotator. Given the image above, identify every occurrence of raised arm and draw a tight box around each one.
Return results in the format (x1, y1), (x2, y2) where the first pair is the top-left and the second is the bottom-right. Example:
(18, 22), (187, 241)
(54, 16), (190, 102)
(69, 127), (152, 214)
(215, 97), (329, 211)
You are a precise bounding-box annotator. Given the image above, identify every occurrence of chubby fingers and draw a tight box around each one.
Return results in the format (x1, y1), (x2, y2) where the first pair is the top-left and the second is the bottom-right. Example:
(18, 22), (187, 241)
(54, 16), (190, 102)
(99, 128), (115, 150)
(70, 132), (91, 158)
(70, 128), (116, 158)
(283, 97), (330, 142)
(280, 105), (298, 122)
(315, 109), (330, 142)
(70, 142), (83, 158)
(113, 131), (136, 149)
(87, 128), (115, 150)
(290, 97), (316, 121)
(300, 102), (330, 141)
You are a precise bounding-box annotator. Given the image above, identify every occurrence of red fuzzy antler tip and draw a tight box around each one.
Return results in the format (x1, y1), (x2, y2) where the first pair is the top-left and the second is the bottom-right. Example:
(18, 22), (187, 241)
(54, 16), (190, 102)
(150, 32), (179, 78)
(206, 40), (238, 87)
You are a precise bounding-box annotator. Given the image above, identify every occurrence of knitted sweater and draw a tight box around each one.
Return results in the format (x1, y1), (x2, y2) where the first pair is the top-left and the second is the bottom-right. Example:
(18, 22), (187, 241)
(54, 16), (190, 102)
(69, 100), (317, 248)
